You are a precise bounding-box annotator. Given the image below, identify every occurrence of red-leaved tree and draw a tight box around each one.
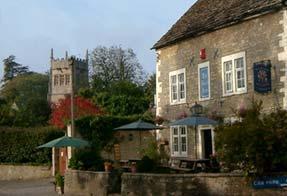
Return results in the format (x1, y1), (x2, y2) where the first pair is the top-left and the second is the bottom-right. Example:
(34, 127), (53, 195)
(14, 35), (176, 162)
(50, 96), (104, 129)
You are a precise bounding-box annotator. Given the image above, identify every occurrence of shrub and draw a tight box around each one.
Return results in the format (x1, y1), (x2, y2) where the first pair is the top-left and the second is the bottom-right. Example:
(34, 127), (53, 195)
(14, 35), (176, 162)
(137, 156), (155, 173)
(68, 149), (104, 171)
(215, 100), (287, 175)
(0, 126), (63, 164)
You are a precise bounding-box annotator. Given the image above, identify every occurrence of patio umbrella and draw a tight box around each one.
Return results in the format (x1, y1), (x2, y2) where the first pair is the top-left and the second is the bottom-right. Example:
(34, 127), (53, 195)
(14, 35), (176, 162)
(170, 116), (218, 126)
(114, 119), (159, 149)
(37, 136), (90, 148)
(114, 119), (159, 131)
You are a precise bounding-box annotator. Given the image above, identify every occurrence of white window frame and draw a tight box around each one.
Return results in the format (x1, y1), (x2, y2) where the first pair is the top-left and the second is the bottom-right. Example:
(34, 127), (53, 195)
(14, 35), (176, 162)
(222, 51), (247, 96)
(170, 126), (188, 157)
(169, 68), (186, 105)
(198, 62), (211, 101)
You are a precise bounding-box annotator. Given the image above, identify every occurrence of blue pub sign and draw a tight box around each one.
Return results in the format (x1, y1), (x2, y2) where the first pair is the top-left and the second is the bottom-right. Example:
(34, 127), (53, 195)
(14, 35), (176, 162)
(253, 60), (272, 93)
(253, 176), (287, 189)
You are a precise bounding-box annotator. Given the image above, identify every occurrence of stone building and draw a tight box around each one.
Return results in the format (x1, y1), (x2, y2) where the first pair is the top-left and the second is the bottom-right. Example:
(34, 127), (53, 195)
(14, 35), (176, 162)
(153, 0), (287, 159)
(48, 49), (89, 103)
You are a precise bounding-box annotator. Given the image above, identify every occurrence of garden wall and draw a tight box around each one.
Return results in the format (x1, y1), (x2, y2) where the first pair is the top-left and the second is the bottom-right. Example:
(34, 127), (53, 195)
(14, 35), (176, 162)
(64, 169), (121, 196)
(121, 173), (287, 196)
(0, 165), (51, 180)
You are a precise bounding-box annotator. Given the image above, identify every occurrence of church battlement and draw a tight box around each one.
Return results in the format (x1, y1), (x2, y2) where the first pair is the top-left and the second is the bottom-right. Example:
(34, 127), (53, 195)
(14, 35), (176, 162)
(48, 48), (89, 103)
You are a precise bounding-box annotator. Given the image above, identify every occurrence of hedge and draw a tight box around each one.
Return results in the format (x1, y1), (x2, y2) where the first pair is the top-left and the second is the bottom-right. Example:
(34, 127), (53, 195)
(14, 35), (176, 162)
(0, 126), (64, 164)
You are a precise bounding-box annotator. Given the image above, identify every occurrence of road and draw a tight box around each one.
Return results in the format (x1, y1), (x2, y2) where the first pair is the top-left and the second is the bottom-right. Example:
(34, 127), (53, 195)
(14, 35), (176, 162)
(0, 178), (57, 196)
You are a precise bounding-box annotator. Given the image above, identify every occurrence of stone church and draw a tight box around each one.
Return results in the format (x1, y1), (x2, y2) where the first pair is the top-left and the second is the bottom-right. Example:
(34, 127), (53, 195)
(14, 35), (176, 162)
(48, 49), (89, 103)
(153, 0), (287, 159)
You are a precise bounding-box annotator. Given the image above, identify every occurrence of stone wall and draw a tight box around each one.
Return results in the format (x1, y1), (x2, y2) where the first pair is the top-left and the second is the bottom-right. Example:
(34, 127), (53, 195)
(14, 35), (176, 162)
(64, 170), (121, 196)
(0, 165), (51, 180)
(121, 173), (287, 196)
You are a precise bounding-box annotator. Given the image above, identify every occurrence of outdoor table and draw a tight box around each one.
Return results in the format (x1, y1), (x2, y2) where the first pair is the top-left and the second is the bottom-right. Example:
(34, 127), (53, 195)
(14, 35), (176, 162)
(170, 157), (210, 172)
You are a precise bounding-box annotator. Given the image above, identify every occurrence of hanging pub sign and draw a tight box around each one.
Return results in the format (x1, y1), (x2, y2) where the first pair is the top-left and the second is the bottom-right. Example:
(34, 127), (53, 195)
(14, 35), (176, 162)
(253, 60), (272, 94)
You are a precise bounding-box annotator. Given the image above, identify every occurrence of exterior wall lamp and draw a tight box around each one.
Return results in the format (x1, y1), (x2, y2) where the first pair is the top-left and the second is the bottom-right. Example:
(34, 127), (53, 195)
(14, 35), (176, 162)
(190, 102), (203, 117)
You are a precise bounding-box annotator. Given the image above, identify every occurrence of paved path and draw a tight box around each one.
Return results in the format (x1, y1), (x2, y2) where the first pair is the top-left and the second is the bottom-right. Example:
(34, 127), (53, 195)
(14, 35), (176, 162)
(0, 178), (57, 196)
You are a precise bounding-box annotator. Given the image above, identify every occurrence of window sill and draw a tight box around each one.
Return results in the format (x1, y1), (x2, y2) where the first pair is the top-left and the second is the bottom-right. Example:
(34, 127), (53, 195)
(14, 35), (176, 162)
(222, 90), (248, 97)
(170, 100), (187, 106)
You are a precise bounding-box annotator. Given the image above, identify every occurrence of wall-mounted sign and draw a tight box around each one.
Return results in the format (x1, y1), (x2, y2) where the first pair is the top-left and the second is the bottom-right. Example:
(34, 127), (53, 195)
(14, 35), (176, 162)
(253, 60), (272, 94)
(252, 176), (287, 189)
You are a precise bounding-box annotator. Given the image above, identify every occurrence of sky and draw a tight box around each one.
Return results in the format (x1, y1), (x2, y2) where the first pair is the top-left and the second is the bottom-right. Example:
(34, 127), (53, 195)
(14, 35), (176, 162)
(0, 0), (196, 79)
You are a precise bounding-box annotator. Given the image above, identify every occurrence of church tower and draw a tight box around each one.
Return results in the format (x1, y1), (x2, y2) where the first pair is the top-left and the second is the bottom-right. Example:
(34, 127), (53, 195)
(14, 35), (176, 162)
(48, 49), (89, 103)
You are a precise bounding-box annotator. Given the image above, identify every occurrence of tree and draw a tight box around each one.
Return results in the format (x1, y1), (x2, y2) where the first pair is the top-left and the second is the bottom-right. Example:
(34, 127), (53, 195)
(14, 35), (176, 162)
(50, 96), (104, 129)
(144, 73), (156, 106)
(90, 46), (145, 90)
(80, 80), (149, 116)
(215, 100), (287, 175)
(2, 55), (29, 84)
(0, 73), (50, 127)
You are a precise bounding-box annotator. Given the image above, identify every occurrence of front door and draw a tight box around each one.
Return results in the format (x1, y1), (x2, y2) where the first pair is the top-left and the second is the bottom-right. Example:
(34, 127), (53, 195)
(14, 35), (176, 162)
(59, 147), (67, 176)
(203, 129), (213, 159)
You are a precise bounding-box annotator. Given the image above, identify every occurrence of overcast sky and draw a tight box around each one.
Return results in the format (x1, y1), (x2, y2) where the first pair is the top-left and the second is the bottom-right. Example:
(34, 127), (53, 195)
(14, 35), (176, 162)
(0, 0), (196, 79)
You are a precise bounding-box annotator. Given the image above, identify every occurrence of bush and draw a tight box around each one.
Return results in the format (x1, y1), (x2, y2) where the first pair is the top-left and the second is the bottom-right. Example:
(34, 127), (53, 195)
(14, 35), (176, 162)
(215, 100), (287, 175)
(0, 126), (64, 164)
(68, 149), (104, 171)
(137, 156), (155, 173)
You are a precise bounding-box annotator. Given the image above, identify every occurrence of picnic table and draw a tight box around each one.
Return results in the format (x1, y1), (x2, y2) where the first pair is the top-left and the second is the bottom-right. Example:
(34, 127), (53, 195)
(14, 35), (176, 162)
(170, 157), (211, 172)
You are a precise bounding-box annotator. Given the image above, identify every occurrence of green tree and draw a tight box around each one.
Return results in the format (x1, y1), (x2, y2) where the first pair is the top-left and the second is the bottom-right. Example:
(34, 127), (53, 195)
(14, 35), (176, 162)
(144, 73), (156, 106)
(0, 72), (50, 127)
(90, 46), (145, 90)
(80, 80), (149, 116)
(2, 55), (29, 84)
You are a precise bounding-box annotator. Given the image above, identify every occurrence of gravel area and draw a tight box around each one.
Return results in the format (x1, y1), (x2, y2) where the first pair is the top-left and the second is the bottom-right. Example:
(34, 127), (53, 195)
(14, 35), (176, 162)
(0, 178), (57, 196)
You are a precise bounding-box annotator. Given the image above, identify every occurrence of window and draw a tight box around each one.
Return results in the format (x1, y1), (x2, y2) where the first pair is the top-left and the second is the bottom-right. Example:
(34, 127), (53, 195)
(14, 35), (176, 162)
(222, 52), (247, 96)
(198, 62), (210, 100)
(54, 75), (59, 86)
(60, 75), (65, 86)
(169, 68), (186, 104)
(65, 74), (70, 85)
(171, 126), (187, 157)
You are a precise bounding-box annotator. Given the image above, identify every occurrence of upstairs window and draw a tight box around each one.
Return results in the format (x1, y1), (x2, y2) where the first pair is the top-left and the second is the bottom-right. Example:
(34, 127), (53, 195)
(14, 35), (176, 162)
(198, 62), (210, 100)
(60, 75), (65, 86)
(65, 74), (70, 85)
(169, 68), (186, 104)
(54, 75), (59, 86)
(222, 52), (247, 96)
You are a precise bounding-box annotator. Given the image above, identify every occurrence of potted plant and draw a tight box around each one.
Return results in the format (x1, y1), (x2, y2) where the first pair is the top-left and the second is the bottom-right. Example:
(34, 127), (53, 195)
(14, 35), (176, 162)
(55, 173), (64, 195)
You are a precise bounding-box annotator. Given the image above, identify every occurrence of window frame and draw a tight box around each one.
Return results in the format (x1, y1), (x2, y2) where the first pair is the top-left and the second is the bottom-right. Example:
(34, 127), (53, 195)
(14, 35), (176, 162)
(222, 51), (247, 96)
(65, 74), (70, 86)
(54, 75), (59, 86)
(170, 126), (188, 157)
(169, 68), (186, 105)
(198, 62), (211, 101)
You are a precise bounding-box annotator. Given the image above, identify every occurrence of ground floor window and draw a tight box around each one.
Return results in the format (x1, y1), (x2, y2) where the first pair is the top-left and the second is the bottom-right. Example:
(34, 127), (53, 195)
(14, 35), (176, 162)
(171, 126), (187, 157)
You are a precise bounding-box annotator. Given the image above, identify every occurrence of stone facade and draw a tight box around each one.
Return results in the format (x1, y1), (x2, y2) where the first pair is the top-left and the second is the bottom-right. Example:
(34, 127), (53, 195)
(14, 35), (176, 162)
(156, 9), (287, 158)
(121, 173), (287, 196)
(48, 50), (89, 103)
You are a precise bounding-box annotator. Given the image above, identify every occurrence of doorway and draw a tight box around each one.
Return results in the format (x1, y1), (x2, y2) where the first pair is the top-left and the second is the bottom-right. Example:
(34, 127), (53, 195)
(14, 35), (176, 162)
(202, 129), (213, 159)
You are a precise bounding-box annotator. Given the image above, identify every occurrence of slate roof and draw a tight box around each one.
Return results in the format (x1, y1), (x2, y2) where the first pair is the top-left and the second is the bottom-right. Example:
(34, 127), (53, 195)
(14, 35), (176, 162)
(153, 0), (284, 49)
